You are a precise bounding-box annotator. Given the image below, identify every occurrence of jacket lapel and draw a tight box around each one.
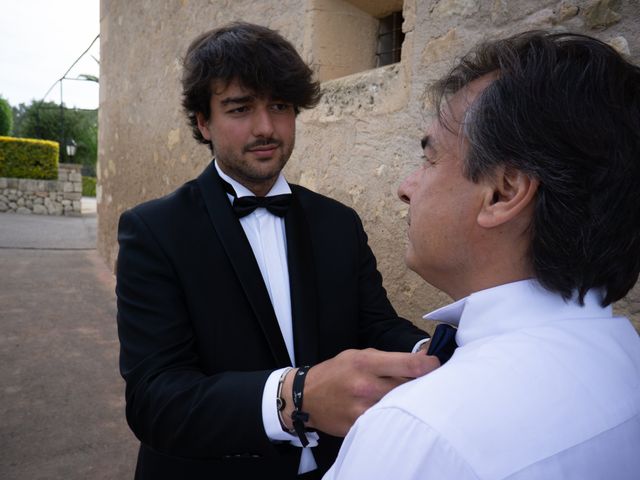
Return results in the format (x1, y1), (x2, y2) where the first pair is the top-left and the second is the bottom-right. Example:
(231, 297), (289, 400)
(286, 188), (319, 366)
(196, 162), (291, 367)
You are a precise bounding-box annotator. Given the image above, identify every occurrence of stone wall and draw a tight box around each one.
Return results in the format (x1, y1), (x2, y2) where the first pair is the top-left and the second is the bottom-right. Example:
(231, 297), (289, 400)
(0, 164), (83, 216)
(98, 0), (640, 332)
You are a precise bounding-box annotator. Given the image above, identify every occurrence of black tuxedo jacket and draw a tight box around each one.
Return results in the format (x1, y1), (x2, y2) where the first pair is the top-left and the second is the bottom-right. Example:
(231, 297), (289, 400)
(116, 161), (427, 479)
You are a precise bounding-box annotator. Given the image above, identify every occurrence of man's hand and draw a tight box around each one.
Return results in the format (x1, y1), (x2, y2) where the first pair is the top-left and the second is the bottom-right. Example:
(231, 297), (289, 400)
(281, 348), (440, 437)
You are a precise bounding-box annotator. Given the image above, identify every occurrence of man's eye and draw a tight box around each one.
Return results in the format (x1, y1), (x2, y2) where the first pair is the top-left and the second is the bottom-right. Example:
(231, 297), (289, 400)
(272, 103), (292, 112)
(228, 106), (249, 114)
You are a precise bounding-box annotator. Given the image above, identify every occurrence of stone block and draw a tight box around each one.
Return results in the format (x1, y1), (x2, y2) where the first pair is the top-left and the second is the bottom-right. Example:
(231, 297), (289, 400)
(0, 194), (7, 203)
(72, 200), (82, 211)
(69, 172), (82, 182)
(0, 178), (7, 188)
(58, 172), (68, 182)
(73, 182), (83, 193)
(17, 198), (25, 206)
(555, 2), (579, 22)
(33, 204), (47, 215)
(62, 199), (72, 206)
(64, 192), (82, 200)
(431, 0), (479, 18)
(608, 36), (630, 56)
(63, 182), (74, 193)
(48, 204), (63, 215)
(422, 29), (461, 65)
(64, 205), (81, 216)
(34, 198), (44, 205)
(16, 207), (31, 215)
(584, 0), (621, 29)
(60, 163), (82, 171)
(0, 201), (7, 212)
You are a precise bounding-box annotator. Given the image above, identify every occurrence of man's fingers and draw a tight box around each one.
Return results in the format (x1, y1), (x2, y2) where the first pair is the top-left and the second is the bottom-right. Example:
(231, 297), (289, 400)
(356, 349), (440, 379)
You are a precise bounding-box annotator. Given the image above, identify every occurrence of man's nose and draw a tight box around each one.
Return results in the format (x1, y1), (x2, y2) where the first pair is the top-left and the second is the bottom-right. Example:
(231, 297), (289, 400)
(252, 108), (275, 138)
(398, 171), (416, 204)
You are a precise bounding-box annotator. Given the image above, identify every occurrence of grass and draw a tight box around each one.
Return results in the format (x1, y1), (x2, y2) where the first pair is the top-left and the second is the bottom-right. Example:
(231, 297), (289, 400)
(82, 176), (96, 197)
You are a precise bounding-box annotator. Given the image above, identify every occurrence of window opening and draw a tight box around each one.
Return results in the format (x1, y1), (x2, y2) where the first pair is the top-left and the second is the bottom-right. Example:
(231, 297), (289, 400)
(376, 11), (404, 67)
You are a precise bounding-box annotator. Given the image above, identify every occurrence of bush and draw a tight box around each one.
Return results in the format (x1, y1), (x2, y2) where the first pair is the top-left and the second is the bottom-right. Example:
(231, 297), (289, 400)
(0, 136), (59, 179)
(0, 97), (12, 136)
(82, 176), (96, 197)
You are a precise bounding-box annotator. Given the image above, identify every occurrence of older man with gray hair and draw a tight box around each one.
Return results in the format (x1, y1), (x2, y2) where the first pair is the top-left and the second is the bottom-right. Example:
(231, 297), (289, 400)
(325, 31), (640, 480)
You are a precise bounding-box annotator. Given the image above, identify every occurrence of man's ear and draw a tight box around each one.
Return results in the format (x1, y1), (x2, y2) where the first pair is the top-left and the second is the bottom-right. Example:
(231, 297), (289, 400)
(196, 112), (212, 141)
(477, 166), (539, 228)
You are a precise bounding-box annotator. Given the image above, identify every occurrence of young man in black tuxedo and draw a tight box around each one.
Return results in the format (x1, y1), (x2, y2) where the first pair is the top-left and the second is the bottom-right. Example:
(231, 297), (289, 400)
(116, 22), (438, 479)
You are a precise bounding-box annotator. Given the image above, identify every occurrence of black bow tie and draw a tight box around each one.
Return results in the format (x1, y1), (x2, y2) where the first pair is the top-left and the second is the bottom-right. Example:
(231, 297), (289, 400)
(426, 323), (458, 365)
(233, 194), (291, 218)
(220, 178), (291, 218)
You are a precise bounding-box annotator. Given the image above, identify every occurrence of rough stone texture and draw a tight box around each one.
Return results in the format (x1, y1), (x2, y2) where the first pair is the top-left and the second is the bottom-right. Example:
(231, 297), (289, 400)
(584, 0), (622, 28)
(608, 34), (631, 55)
(98, 0), (640, 333)
(0, 164), (83, 217)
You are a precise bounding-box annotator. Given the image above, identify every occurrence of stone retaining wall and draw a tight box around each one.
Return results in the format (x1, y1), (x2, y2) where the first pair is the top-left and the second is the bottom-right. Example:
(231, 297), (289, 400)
(0, 164), (83, 216)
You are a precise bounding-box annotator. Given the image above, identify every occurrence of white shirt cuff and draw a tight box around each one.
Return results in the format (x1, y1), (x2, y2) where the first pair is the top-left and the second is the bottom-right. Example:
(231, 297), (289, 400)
(261, 368), (320, 474)
(412, 338), (431, 353)
(262, 367), (299, 441)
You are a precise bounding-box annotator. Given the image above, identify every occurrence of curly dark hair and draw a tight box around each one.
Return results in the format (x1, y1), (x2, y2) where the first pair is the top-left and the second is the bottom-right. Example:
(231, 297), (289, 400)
(433, 31), (640, 306)
(181, 22), (321, 149)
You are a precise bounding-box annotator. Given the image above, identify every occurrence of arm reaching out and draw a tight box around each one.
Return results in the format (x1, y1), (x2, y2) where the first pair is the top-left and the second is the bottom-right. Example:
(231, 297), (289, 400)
(280, 348), (440, 437)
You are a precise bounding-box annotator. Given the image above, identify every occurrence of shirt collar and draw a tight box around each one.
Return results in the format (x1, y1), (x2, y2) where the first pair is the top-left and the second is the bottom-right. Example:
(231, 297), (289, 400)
(423, 279), (611, 346)
(214, 159), (291, 200)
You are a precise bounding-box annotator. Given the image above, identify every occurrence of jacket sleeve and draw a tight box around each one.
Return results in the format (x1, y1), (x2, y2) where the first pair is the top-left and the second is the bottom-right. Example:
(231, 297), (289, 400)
(116, 208), (279, 460)
(350, 209), (429, 351)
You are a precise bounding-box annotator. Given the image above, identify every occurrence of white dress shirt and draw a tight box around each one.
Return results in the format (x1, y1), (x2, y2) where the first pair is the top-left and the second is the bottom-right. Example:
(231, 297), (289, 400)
(215, 162), (319, 474)
(324, 279), (640, 479)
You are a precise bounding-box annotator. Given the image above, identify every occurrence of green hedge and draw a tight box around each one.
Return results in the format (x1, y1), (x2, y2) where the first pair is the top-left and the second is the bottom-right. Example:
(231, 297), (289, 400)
(82, 176), (96, 197)
(0, 136), (59, 180)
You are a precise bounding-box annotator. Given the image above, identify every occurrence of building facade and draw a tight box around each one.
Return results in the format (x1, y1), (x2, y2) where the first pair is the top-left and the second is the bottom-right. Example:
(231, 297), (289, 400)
(98, 0), (640, 331)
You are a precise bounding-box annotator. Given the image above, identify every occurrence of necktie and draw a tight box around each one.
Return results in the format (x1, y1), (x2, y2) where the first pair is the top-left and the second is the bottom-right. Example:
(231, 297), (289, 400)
(426, 323), (457, 365)
(220, 178), (291, 218)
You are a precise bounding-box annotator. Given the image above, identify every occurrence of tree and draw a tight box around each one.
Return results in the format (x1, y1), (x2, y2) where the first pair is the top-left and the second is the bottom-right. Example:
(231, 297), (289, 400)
(12, 100), (97, 172)
(11, 103), (27, 137)
(0, 96), (13, 136)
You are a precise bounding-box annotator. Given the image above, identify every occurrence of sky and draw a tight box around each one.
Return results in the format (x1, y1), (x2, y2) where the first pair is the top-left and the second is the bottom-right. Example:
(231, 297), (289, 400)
(0, 0), (100, 110)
